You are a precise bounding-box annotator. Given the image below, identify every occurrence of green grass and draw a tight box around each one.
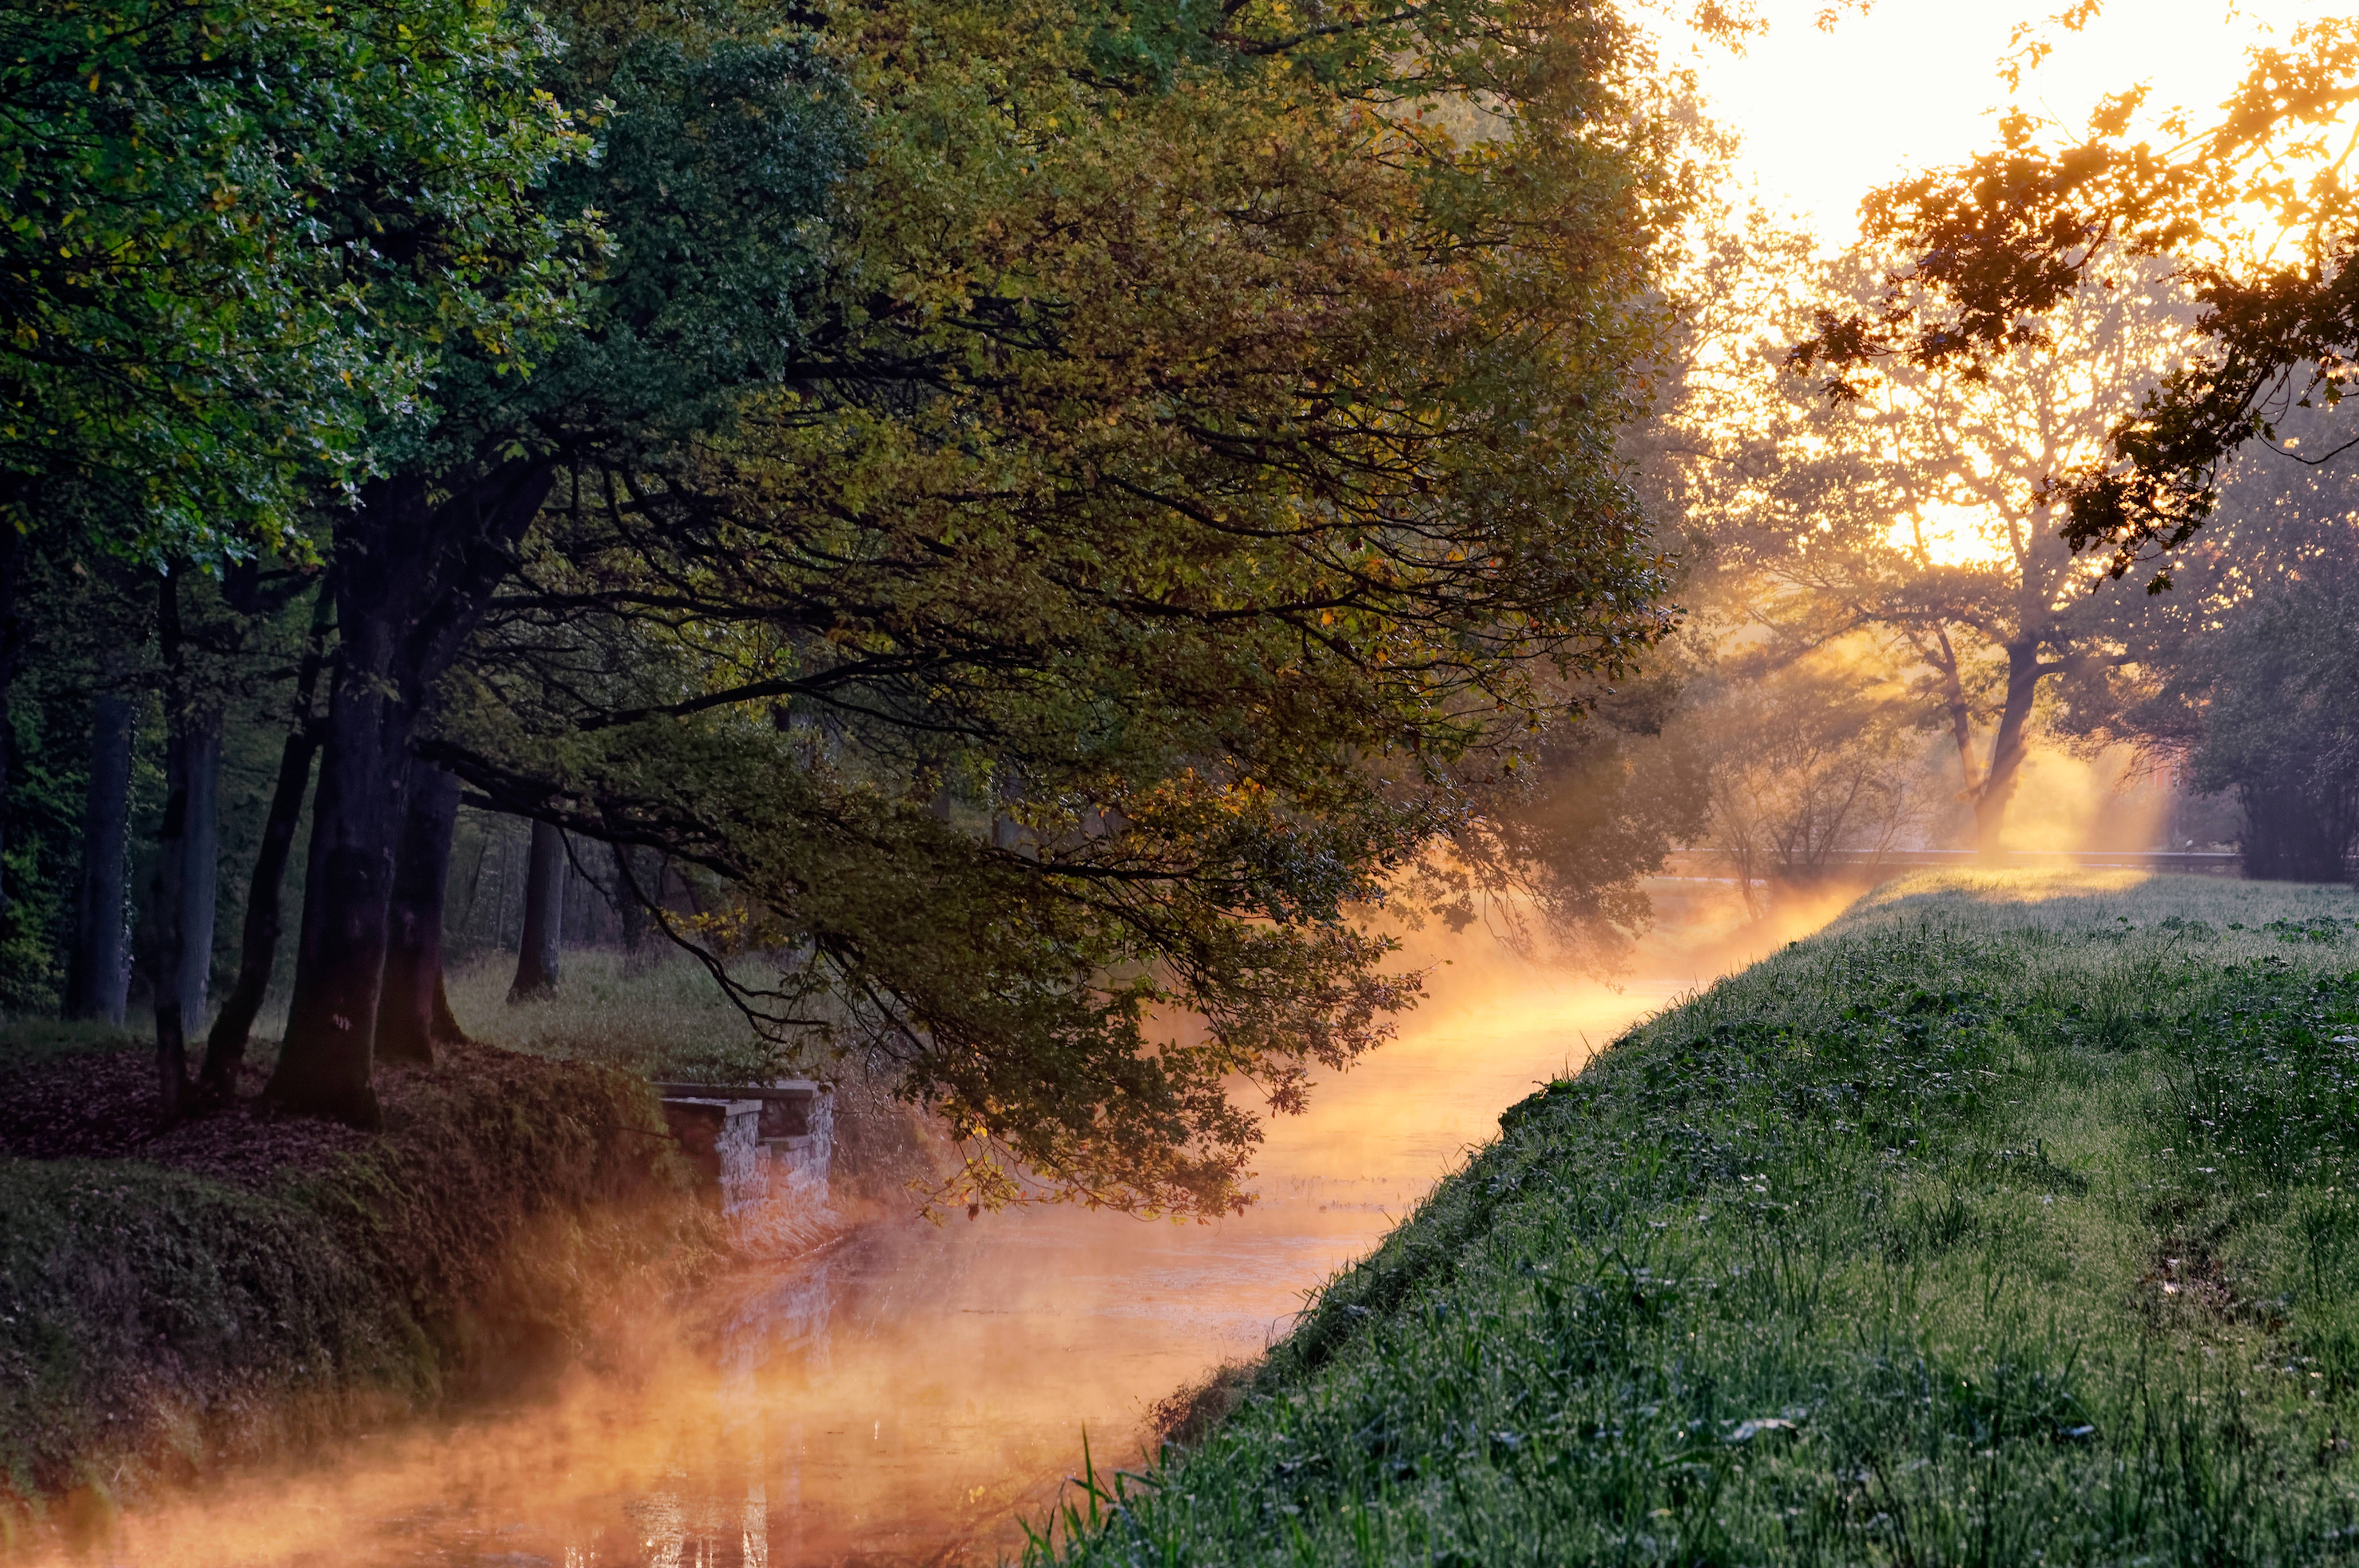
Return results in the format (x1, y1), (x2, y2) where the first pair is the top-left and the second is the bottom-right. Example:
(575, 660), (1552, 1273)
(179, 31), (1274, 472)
(445, 948), (787, 1083)
(1038, 871), (2359, 1567)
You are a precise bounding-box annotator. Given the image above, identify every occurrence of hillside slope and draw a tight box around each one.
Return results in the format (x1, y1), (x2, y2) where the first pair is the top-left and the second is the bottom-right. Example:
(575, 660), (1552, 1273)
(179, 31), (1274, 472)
(1042, 871), (2359, 1566)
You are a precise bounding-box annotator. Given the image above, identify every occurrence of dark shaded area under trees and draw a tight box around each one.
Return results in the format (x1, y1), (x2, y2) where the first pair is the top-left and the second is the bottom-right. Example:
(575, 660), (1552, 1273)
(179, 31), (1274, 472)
(0, 0), (1717, 1219)
(14, 0), (2355, 1234)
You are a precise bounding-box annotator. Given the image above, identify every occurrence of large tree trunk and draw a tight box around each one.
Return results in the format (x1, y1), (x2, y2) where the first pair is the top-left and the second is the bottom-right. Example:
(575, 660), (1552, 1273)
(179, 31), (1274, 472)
(1970, 643), (2044, 858)
(265, 460), (554, 1124)
(377, 756), (467, 1064)
(508, 820), (565, 1000)
(63, 686), (135, 1025)
(266, 640), (412, 1125)
(201, 584), (334, 1095)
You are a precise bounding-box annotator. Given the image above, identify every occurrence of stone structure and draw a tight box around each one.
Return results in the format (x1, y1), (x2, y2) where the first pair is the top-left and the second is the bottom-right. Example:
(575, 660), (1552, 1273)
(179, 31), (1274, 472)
(657, 1079), (838, 1255)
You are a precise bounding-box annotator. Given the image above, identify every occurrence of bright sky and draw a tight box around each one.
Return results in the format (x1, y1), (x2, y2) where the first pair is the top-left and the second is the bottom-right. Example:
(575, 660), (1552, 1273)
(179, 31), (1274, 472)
(1674, 0), (2340, 246)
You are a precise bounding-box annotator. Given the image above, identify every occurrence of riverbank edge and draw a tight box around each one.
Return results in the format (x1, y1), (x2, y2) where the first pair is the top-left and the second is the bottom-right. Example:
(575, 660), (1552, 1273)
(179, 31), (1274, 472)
(1054, 871), (2359, 1566)
(0, 1036), (723, 1543)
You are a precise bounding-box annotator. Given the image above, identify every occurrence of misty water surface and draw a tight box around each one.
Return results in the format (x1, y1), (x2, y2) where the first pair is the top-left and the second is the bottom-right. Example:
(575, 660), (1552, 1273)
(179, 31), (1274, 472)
(38, 892), (1839, 1568)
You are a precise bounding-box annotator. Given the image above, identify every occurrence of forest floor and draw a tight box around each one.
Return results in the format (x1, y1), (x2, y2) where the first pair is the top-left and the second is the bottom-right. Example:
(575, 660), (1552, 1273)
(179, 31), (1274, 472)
(1039, 870), (2359, 1568)
(0, 1028), (370, 1187)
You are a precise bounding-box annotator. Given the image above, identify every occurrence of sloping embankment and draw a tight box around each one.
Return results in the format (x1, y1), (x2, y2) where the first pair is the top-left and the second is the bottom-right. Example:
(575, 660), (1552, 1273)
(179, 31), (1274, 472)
(1043, 871), (2359, 1566)
(0, 1037), (718, 1539)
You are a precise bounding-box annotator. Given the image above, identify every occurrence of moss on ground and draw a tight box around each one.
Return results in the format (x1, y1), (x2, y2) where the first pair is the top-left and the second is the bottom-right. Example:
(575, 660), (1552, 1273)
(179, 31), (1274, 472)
(0, 1035), (716, 1542)
(1039, 871), (2359, 1567)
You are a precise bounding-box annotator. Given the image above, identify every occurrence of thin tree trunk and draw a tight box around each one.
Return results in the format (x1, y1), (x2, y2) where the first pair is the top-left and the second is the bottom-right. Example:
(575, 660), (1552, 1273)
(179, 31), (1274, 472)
(1931, 626), (1981, 797)
(267, 460), (553, 1124)
(0, 524), (19, 940)
(614, 841), (648, 956)
(201, 582), (334, 1095)
(63, 686), (135, 1025)
(180, 718), (220, 1025)
(377, 755), (466, 1064)
(1971, 644), (2044, 857)
(152, 573), (192, 1115)
(508, 820), (565, 1001)
(152, 575), (222, 1112)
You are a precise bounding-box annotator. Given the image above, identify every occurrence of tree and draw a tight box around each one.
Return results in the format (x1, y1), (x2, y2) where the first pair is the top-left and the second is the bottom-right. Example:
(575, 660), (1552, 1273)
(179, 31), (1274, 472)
(1689, 651), (1930, 910)
(2, 0), (594, 1089)
(1426, 671), (1711, 968)
(427, 0), (1693, 1216)
(2052, 433), (2359, 880)
(0, 0), (591, 546)
(1677, 225), (2191, 851)
(258, 20), (854, 1124)
(61, 682), (132, 1023)
(1790, 17), (2359, 582)
(149, 569), (220, 1112)
(506, 820), (565, 1002)
(2193, 573), (2359, 882)
(199, 574), (334, 1093)
(374, 757), (470, 1065)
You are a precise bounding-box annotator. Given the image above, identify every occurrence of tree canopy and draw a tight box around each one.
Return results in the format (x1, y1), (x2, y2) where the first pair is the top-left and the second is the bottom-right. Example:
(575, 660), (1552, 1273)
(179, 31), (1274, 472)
(0, 0), (595, 552)
(1788, 17), (2359, 586)
(423, 0), (1694, 1215)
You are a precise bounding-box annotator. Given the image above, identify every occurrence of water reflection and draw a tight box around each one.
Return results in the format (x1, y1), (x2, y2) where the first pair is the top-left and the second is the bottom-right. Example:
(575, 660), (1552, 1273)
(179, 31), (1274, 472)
(45, 888), (1835, 1567)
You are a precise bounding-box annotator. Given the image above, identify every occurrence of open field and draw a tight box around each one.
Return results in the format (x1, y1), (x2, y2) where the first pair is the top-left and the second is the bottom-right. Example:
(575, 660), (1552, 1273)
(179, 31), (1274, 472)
(1039, 870), (2359, 1566)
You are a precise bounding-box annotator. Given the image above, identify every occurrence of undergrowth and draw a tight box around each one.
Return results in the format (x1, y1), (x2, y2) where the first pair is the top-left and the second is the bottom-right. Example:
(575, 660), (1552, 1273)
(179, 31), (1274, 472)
(0, 1038), (714, 1543)
(1036, 871), (2359, 1567)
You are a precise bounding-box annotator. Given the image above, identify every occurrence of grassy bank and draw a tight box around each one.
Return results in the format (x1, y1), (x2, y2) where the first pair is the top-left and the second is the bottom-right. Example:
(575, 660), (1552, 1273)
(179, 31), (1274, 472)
(0, 1034), (715, 1541)
(445, 950), (953, 1206)
(1043, 871), (2359, 1566)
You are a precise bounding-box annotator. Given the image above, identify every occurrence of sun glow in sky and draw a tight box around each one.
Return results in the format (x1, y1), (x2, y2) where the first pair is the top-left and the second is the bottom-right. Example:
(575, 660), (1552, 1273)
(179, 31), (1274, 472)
(1677, 0), (2343, 248)
(1673, 0), (2349, 569)
(1888, 502), (2014, 569)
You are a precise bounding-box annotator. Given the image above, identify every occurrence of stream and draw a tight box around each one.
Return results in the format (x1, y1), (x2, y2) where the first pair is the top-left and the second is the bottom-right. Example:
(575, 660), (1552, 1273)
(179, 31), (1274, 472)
(44, 891), (1835, 1568)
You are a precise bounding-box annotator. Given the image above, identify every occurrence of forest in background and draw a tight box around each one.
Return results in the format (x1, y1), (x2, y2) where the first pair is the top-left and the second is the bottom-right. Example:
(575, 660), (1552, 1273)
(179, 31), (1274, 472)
(6, 0), (2358, 1218)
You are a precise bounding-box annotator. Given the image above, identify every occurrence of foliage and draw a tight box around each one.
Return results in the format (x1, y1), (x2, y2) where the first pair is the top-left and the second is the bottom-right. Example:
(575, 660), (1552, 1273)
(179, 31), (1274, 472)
(1789, 19), (2359, 585)
(405, 18), (856, 474)
(1665, 207), (2189, 849)
(2060, 438), (2359, 880)
(0, 0), (595, 553)
(1031, 871), (2359, 1566)
(0, 674), (83, 1017)
(435, 0), (1692, 1217)
(1427, 672), (1711, 969)
(2186, 572), (2359, 882)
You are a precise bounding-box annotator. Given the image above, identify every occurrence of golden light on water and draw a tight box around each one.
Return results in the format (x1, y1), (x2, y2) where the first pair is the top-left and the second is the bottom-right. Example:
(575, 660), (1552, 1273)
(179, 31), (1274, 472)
(30, 887), (1854, 1568)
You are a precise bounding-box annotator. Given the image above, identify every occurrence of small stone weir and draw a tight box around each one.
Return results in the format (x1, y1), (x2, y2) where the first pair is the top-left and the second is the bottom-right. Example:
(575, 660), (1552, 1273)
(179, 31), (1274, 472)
(656, 1079), (841, 1255)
